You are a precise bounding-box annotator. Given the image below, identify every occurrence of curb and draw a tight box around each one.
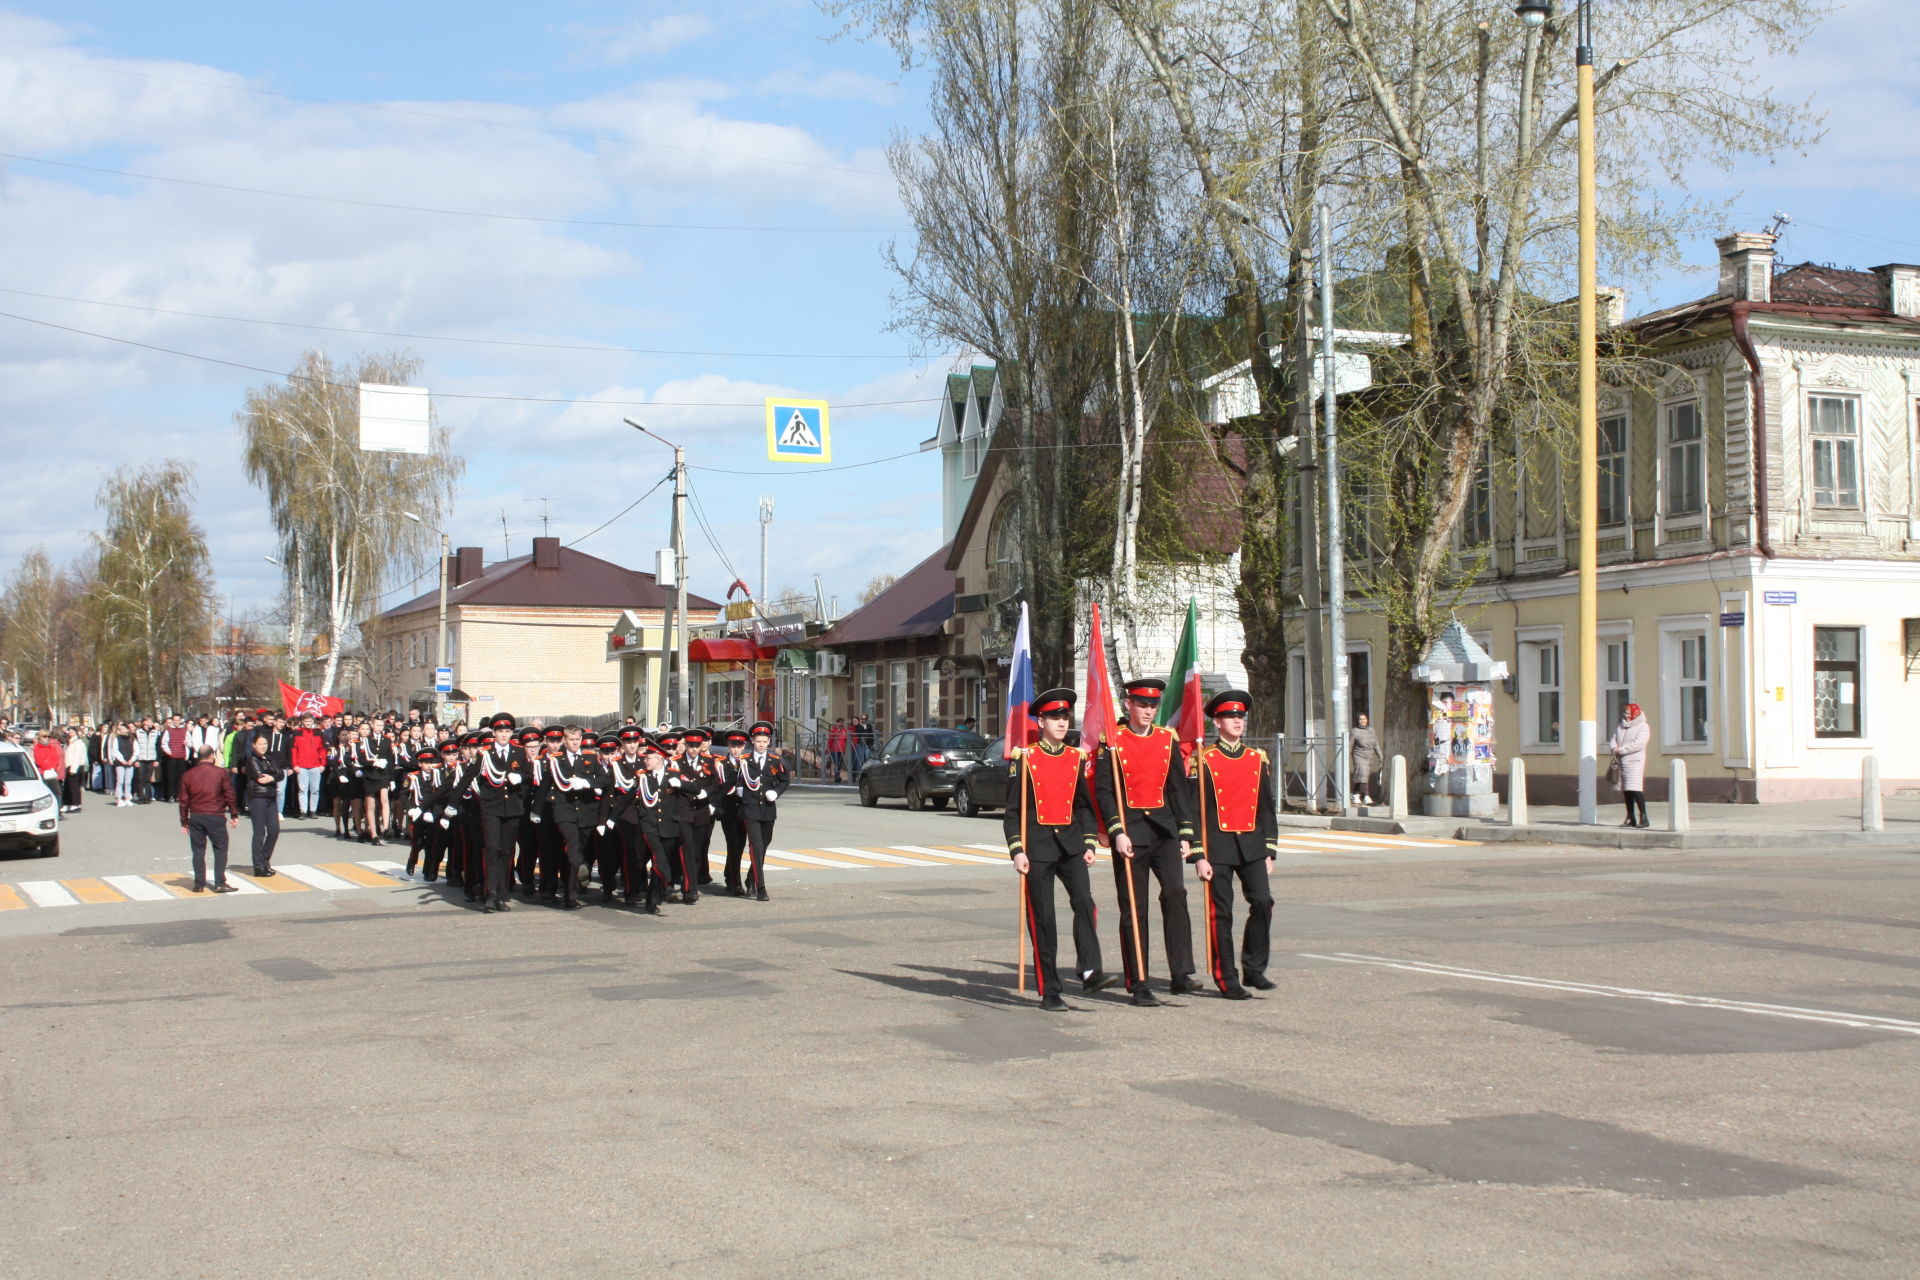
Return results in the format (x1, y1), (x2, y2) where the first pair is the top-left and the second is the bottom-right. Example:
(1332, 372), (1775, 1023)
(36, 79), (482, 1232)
(1457, 824), (1920, 851)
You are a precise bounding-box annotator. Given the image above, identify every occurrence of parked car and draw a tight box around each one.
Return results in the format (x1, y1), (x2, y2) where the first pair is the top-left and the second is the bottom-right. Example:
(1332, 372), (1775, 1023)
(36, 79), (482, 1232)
(856, 727), (989, 810)
(0, 741), (61, 857)
(952, 736), (1011, 816)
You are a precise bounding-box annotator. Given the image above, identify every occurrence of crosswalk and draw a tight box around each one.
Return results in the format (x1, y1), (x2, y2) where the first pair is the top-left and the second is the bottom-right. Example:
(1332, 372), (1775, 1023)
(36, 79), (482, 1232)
(0, 831), (1477, 913)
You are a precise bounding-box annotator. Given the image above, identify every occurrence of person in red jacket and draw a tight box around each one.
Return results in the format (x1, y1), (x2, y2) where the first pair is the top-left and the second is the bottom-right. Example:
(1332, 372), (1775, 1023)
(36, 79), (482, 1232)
(32, 733), (64, 790)
(290, 715), (328, 819)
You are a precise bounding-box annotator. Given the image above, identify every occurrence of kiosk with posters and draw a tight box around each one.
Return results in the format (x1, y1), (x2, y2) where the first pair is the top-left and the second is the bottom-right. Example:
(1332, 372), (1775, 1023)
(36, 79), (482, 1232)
(1411, 619), (1508, 819)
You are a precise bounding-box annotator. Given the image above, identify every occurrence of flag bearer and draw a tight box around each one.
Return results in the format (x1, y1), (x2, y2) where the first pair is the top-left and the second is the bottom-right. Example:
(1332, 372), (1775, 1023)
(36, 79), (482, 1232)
(1189, 690), (1279, 999)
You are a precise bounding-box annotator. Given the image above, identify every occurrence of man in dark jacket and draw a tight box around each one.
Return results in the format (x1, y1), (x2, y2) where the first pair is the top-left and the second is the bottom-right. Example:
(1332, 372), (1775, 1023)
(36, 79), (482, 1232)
(177, 747), (240, 892)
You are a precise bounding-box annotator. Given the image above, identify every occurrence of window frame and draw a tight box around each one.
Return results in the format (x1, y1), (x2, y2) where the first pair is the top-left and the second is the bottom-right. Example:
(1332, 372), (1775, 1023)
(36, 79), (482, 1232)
(1600, 625), (1634, 732)
(1659, 618), (1713, 752)
(920, 657), (940, 726)
(888, 660), (910, 731)
(1598, 412), (1629, 528)
(1462, 445), (1493, 546)
(1662, 399), (1705, 521)
(1807, 393), (1863, 510)
(1811, 625), (1865, 740)
(1515, 627), (1565, 752)
(858, 663), (879, 721)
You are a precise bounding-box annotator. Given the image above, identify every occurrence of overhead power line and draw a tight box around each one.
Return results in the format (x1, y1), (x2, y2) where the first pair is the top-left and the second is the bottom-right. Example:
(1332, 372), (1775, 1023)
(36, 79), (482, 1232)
(0, 286), (917, 361)
(0, 151), (906, 234)
(0, 307), (942, 409)
(0, 48), (891, 178)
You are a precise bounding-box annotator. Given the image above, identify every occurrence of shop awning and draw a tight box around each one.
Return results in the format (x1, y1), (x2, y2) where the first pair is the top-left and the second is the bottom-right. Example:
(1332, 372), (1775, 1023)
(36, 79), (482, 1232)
(689, 637), (772, 663)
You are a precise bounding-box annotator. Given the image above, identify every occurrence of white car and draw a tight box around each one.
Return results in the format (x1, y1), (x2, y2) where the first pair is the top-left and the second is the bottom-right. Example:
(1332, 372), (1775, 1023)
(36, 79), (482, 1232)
(0, 741), (60, 857)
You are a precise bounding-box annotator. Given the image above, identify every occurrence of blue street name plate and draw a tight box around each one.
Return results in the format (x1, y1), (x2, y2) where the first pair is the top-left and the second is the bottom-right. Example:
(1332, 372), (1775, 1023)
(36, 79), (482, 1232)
(1763, 590), (1797, 606)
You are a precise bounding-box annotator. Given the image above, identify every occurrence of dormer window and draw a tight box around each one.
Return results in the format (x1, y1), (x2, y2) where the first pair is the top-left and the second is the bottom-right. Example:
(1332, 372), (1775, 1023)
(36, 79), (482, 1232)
(961, 415), (982, 478)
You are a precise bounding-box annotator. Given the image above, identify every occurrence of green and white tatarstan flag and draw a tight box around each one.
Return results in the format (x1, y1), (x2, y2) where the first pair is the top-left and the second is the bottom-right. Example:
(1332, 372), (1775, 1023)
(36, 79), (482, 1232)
(1156, 597), (1205, 746)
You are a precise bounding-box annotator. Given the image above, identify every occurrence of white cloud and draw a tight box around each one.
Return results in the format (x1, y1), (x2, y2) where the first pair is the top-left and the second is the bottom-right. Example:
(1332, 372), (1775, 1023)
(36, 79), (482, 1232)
(566, 14), (713, 64)
(755, 67), (898, 107)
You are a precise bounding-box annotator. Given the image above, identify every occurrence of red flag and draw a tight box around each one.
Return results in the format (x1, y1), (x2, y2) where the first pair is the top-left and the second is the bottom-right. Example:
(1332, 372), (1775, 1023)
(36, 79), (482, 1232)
(279, 680), (344, 718)
(1080, 603), (1117, 752)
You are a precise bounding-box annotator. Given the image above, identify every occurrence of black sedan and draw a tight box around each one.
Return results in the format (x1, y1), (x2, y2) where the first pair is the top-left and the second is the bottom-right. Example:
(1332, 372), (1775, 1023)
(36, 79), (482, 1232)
(856, 728), (989, 810)
(950, 732), (1082, 816)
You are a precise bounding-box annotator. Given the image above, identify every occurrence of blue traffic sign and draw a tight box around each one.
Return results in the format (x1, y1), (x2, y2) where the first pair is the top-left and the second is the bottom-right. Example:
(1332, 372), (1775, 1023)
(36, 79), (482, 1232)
(434, 666), (454, 694)
(765, 398), (831, 463)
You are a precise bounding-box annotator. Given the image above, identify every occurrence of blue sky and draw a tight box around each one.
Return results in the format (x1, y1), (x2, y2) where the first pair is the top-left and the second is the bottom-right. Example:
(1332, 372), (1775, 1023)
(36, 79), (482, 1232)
(2, 0), (1917, 621)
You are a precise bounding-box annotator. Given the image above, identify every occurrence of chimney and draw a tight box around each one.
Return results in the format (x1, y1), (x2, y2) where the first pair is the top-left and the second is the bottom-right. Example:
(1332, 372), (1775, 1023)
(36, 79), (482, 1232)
(453, 546), (484, 587)
(1872, 263), (1920, 318)
(1598, 285), (1628, 329)
(533, 536), (561, 570)
(1716, 231), (1776, 303)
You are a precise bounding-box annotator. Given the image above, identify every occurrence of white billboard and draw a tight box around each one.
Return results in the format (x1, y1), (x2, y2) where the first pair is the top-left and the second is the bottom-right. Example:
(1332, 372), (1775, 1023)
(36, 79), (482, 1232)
(358, 383), (431, 454)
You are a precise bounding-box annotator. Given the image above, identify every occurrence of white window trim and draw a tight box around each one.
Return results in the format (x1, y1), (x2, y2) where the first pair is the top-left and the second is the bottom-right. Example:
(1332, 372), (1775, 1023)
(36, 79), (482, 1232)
(1598, 412), (1631, 530)
(1805, 620), (1872, 749)
(1514, 625), (1566, 753)
(1658, 615), (1714, 754)
(1805, 391), (1865, 515)
(1655, 396), (1708, 543)
(1598, 619), (1635, 732)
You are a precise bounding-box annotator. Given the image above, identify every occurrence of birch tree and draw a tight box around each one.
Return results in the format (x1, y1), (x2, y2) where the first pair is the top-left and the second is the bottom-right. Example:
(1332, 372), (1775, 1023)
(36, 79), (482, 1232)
(238, 350), (463, 696)
(86, 461), (216, 714)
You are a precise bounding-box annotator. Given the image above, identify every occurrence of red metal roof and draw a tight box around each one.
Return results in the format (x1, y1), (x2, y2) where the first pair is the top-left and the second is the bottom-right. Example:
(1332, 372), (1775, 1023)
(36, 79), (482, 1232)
(812, 543), (955, 647)
(380, 543), (721, 619)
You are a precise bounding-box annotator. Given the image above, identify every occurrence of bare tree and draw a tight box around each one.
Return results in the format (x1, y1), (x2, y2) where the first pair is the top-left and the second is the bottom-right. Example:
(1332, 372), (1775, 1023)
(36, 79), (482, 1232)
(85, 461), (216, 714)
(239, 350), (463, 697)
(857, 573), (898, 605)
(0, 547), (59, 720)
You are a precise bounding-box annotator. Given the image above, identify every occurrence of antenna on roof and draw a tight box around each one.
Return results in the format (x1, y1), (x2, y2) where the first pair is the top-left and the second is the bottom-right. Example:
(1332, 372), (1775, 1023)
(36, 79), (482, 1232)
(499, 509), (510, 556)
(523, 496), (551, 537)
(1766, 211), (1792, 238)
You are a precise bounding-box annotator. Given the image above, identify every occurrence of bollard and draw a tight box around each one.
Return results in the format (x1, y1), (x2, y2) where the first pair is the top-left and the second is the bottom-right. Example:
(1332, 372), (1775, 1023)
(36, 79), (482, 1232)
(1863, 755), (1883, 831)
(1388, 755), (1409, 819)
(1508, 757), (1529, 827)
(1667, 759), (1690, 832)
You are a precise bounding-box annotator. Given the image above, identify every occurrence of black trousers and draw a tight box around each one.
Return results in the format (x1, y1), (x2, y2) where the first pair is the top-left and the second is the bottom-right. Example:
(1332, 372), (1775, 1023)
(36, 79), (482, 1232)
(684, 819), (714, 884)
(743, 817), (775, 895)
(1202, 858), (1275, 990)
(719, 810), (748, 887)
(1021, 854), (1101, 1000)
(516, 815), (545, 891)
(187, 813), (230, 886)
(247, 796), (281, 871)
(159, 755), (186, 803)
(550, 815), (587, 902)
(410, 819), (440, 876)
(63, 771), (85, 810)
(1623, 789), (1648, 824)
(479, 810), (519, 900)
(1112, 835), (1194, 990)
(616, 824), (664, 908)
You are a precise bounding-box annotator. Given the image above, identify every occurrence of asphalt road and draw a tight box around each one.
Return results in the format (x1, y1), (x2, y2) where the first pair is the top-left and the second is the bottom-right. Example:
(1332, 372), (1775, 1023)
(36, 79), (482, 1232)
(3, 793), (1917, 1277)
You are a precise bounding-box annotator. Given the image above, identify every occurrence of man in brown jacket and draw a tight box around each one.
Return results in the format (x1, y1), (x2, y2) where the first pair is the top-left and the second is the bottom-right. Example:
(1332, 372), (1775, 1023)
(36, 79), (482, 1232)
(177, 746), (240, 892)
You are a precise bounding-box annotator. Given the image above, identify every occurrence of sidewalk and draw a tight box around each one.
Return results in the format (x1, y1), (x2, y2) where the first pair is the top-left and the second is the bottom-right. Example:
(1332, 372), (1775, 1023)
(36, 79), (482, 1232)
(1280, 796), (1920, 850)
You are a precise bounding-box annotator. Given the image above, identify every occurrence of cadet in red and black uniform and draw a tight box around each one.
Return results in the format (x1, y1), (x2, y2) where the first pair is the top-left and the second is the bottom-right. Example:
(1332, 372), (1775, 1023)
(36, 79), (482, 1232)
(473, 712), (530, 913)
(1092, 677), (1200, 1005)
(680, 727), (720, 888)
(735, 720), (787, 902)
(1189, 690), (1280, 998)
(513, 726), (549, 899)
(599, 727), (666, 912)
(545, 725), (596, 909)
(1004, 688), (1117, 1011)
(661, 729), (708, 903)
(715, 729), (751, 894)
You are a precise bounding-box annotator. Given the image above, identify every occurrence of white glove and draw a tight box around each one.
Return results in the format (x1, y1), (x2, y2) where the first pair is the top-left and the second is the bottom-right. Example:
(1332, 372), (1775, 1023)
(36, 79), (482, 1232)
(570, 778), (589, 791)
(509, 772), (522, 785)
(530, 814), (541, 824)
(439, 817), (450, 829)
(407, 808), (421, 821)
(596, 822), (607, 835)
(375, 757), (388, 769)
(668, 776), (683, 789)
(766, 790), (779, 803)
(444, 806), (459, 818)
(707, 803), (717, 816)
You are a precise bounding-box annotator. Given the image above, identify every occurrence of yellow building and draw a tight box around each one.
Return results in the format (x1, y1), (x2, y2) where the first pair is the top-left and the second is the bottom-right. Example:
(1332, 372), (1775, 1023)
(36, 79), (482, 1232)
(1316, 233), (1920, 803)
(362, 537), (719, 724)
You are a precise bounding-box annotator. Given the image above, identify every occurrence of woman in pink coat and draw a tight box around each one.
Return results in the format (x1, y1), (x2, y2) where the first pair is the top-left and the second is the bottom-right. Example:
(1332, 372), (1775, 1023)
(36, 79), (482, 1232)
(1608, 703), (1651, 828)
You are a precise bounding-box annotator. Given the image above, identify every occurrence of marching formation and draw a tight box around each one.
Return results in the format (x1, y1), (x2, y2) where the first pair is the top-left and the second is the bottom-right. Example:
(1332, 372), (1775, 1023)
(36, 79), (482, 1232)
(1005, 679), (1278, 1011)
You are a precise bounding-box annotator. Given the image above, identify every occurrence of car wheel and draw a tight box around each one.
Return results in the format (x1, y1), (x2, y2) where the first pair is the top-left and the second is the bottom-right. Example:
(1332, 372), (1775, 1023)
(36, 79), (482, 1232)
(38, 836), (59, 858)
(954, 783), (976, 817)
(859, 778), (878, 808)
(905, 780), (925, 812)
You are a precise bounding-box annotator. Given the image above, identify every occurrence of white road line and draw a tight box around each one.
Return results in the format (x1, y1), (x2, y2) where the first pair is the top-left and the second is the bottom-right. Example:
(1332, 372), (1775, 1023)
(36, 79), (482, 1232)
(764, 849), (858, 869)
(963, 842), (1010, 854)
(1301, 950), (1920, 1036)
(888, 845), (1005, 865)
(18, 880), (78, 907)
(1271, 837), (1383, 852)
(1296, 832), (1456, 848)
(222, 877), (267, 894)
(362, 859), (409, 874)
(274, 864), (358, 891)
(104, 875), (174, 902)
(822, 846), (951, 866)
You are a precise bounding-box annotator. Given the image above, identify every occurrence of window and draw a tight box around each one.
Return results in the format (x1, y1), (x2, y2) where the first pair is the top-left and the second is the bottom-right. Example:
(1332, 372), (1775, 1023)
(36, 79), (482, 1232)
(882, 733), (912, 759)
(1346, 649), (1371, 722)
(1664, 401), (1704, 518)
(1670, 630), (1710, 744)
(889, 660), (910, 731)
(1598, 414), (1628, 527)
(1813, 626), (1863, 738)
(858, 663), (879, 720)
(921, 658), (940, 725)
(1518, 637), (1562, 747)
(962, 421), (982, 479)
(1603, 636), (1633, 730)
(1809, 395), (1861, 509)
(1464, 447), (1492, 545)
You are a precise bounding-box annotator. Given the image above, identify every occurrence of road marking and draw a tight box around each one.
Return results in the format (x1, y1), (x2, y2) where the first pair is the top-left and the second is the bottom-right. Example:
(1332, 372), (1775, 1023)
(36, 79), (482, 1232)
(770, 849), (868, 869)
(893, 844), (1004, 864)
(316, 861), (404, 888)
(1294, 832), (1460, 848)
(821, 846), (952, 867)
(274, 865), (358, 891)
(222, 877), (268, 894)
(0, 883), (33, 909)
(18, 880), (79, 907)
(104, 875), (173, 902)
(1301, 951), (1920, 1036)
(60, 878), (127, 904)
(932, 844), (1012, 863)
(362, 860), (409, 875)
(149, 874), (206, 898)
(231, 869), (311, 892)
(963, 843), (1009, 854)
(1271, 837), (1382, 852)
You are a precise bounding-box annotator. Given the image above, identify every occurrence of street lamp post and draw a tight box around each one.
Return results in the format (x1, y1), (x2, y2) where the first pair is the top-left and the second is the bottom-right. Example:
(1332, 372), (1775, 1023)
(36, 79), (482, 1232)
(625, 418), (690, 727)
(1517, 0), (1598, 824)
(263, 555), (300, 688)
(404, 513), (452, 726)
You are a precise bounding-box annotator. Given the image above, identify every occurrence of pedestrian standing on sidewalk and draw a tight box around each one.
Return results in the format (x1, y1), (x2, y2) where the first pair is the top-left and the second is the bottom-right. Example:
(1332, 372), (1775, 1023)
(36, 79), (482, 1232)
(1608, 703), (1651, 829)
(291, 715), (327, 818)
(62, 727), (88, 813)
(109, 722), (137, 806)
(243, 734), (286, 875)
(132, 717), (159, 803)
(1349, 713), (1382, 806)
(177, 746), (240, 892)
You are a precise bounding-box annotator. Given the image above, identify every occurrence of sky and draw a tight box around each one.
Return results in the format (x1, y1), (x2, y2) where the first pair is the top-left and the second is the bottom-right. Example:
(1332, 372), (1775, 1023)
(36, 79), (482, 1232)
(1, 0), (1917, 624)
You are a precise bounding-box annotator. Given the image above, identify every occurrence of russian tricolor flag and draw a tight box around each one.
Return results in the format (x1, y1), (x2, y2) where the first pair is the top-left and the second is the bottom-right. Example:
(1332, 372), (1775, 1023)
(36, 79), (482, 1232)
(1003, 601), (1034, 757)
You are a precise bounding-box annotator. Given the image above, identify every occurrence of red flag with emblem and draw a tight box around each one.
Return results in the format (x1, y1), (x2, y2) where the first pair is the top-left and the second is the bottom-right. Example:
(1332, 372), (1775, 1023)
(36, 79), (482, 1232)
(279, 680), (344, 718)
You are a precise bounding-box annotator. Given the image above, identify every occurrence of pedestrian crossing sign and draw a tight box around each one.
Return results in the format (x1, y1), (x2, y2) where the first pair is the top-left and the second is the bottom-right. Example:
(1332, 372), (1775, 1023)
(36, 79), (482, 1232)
(765, 398), (831, 463)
